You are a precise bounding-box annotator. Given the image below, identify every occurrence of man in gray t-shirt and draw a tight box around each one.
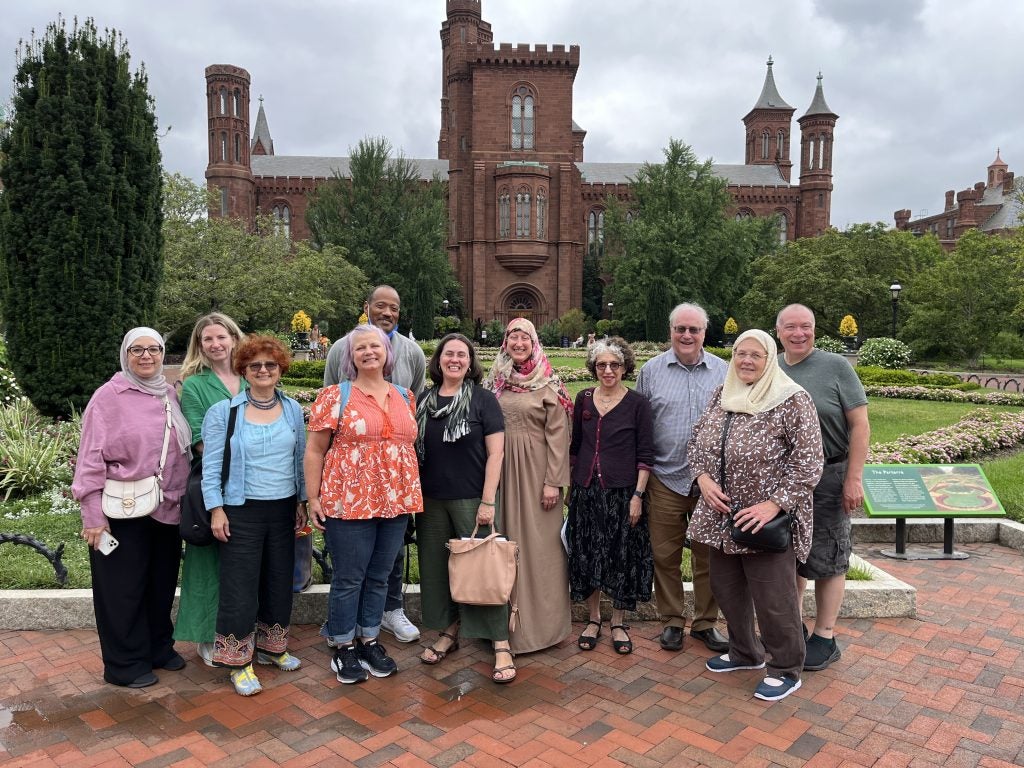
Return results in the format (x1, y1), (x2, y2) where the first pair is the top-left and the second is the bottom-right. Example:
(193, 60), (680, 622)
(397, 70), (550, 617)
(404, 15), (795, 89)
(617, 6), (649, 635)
(322, 285), (426, 645)
(777, 304), (869, 672)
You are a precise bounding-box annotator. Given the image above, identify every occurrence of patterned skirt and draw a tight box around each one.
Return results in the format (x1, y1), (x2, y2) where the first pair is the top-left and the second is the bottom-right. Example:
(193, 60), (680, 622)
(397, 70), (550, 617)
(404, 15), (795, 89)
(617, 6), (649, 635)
(566, 483), (653, 611)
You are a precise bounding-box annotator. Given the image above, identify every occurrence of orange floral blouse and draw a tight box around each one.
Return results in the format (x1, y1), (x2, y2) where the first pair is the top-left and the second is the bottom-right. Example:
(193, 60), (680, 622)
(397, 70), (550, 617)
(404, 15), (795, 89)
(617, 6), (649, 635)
(308, 384), (423, 520)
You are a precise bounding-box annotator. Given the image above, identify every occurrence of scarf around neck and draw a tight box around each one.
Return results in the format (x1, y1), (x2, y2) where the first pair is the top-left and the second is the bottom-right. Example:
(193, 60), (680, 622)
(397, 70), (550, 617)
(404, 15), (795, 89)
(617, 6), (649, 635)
(415, 380), (474, 462)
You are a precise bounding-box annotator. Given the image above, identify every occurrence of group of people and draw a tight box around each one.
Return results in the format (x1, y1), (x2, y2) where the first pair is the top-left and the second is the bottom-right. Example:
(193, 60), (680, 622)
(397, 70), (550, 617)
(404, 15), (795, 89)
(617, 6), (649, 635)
(73, 285), (867, 704)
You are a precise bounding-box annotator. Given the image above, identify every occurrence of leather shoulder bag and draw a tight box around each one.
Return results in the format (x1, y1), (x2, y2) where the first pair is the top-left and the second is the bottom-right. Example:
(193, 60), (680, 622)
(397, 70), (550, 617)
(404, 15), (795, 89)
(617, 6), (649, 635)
(102, 396), (172, 519)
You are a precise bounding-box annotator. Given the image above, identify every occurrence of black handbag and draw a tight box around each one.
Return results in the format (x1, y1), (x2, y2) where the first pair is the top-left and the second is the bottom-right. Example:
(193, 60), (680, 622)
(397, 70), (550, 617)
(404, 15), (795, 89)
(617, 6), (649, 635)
(719, 412), (792, 553)
(180, 404), (238, 546)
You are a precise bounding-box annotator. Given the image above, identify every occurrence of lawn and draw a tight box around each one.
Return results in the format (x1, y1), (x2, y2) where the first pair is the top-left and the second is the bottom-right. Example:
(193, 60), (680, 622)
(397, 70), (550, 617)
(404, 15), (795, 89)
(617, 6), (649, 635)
(866, 398), (1019, 444)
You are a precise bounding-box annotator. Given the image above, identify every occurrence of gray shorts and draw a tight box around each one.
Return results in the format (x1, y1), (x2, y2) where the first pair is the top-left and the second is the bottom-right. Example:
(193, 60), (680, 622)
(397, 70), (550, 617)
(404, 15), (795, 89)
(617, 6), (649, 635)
(797, 462), (851, 580)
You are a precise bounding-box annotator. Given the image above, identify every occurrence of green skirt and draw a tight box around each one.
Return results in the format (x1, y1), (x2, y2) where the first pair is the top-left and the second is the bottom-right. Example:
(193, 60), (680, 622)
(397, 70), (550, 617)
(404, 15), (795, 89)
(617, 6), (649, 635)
(173, 543), (220, 642)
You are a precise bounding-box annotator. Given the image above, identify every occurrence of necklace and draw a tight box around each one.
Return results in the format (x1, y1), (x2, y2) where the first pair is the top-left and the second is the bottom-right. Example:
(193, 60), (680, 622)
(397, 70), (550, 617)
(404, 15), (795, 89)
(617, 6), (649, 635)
(597, 387), (625, 403)
(246, 391), (279, 410)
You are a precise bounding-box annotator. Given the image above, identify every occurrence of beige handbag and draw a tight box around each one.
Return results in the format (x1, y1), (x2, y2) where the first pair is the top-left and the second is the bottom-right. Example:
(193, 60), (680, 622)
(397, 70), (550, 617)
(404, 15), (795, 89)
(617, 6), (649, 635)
(101, 397), (171, 519)
(446, 524), (518, 608)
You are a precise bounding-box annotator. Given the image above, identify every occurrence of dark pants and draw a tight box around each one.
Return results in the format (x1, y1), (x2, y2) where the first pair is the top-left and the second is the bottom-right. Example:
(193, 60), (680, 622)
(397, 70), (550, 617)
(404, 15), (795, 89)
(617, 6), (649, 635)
(89, 516), (181, 686)
(214, 497), (296, 668)
(383, 517), (414, 612)
(710, 544), (805, 680)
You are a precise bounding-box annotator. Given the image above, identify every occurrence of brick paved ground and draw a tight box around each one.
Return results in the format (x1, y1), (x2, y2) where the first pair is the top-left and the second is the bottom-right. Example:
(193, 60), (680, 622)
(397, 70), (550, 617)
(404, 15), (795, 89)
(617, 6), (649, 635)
(1, 542), (1022, 767)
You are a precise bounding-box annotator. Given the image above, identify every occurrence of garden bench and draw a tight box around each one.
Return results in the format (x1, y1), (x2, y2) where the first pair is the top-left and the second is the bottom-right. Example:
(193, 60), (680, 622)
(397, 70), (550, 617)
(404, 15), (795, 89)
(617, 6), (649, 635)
(862, 464), (1005, 560)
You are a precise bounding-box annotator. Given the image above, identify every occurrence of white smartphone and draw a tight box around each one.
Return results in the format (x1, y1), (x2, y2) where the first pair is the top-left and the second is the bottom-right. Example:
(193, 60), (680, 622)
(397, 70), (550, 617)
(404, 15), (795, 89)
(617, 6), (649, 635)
(98, 531), (119, 556)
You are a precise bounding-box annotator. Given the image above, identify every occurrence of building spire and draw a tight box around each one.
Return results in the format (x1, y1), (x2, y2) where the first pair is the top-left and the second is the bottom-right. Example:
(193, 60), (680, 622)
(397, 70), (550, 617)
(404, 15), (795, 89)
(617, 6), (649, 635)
(250, 96), (274, 156)
(750, 55), (792, 110)
(801, 71), (836, 118)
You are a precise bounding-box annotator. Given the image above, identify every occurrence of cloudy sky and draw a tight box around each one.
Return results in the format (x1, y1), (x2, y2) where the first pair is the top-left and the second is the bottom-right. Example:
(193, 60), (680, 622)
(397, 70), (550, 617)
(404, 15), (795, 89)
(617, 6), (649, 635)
(2, 0), (1020, 228)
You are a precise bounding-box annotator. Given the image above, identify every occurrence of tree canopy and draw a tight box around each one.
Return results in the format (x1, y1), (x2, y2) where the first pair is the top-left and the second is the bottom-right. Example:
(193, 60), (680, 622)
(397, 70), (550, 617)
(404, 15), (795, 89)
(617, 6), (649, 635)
(602, 139), (779, 341)
(158, 173), (368, 342)
(0, 18), (162, 417)
(305, 137), (457, 340)
(740, 223), (942, 338)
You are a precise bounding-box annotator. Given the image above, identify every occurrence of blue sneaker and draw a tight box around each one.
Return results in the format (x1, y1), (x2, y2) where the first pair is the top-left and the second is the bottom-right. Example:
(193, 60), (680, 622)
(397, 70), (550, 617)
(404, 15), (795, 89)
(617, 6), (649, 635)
(754, 675), (802, 701)
(256, 650), (302, 671)
(229, 664), (262, 696)
(706, 653), (766, 673)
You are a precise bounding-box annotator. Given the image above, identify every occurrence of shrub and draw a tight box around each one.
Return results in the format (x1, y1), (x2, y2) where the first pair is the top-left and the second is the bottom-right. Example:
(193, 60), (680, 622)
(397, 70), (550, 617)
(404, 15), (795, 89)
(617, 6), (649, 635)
(988, 331), (1024, 360)
(0, 366), (25, 406)
(838, 314), (858, 337)
(537, 321), (561, 347)
(855, 366), (962, 388)
(723, 317), (738, 335)
(706, 346), (731, 362)
(0, 400), (78, 499)
(815, 336), (847, 354)
(858, 337), (911, 369)
(291, 310), (312, 332)
(285, 360), (327, 380)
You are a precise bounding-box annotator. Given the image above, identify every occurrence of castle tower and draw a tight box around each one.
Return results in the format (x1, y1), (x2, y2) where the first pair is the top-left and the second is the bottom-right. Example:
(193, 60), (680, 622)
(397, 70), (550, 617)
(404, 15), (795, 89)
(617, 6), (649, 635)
(438, 0), (492, 161)
(204, 65), (256, 223)
(742, 56), (795, 181)
(797, 73), (838, 237)
(987, 148), (1007, 188)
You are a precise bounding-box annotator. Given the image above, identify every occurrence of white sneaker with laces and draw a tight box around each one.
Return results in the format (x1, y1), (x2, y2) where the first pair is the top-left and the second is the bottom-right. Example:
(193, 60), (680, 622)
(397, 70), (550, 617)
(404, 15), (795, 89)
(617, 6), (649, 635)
(197, 642), (216, 667)
(380, 608), (420, 643)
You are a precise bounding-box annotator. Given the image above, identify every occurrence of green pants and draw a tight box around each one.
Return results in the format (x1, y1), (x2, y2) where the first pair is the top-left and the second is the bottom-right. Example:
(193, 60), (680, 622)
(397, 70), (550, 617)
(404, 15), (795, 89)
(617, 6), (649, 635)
(417, 496), (510, 641)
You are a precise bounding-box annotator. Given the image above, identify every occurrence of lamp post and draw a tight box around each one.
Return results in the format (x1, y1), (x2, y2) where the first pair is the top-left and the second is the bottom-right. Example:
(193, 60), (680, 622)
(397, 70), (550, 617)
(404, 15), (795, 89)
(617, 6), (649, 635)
(889, 283), (902, 338)
(607, 301), (614, 319)
(442, 299), (449, 316)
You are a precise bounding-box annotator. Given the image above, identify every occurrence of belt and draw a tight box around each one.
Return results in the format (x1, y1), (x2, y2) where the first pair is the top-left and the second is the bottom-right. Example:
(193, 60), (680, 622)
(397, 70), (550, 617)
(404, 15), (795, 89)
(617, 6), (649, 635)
(825, 453), (848, 465)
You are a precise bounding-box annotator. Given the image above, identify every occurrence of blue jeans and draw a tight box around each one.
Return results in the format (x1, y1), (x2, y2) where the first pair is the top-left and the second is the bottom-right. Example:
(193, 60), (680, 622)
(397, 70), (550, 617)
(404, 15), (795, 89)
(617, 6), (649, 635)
(322, 515), (409, 645)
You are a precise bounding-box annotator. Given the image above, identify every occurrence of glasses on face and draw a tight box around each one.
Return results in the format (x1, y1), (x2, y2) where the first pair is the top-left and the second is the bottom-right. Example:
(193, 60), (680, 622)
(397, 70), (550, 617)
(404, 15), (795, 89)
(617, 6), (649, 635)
(128, 345), (163, 358)
(672, 325), (704, 336)
(734, 351), (766, 361)
(246, 361), (280, 373)
(595, 361), (622, 371)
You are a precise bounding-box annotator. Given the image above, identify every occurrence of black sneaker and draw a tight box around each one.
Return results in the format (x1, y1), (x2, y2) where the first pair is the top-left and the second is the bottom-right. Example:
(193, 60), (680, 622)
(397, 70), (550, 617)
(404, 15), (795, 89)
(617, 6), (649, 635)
(331, 645), (368, 684)
(803, 633), (841, 671)
(357, 639), (398, 678)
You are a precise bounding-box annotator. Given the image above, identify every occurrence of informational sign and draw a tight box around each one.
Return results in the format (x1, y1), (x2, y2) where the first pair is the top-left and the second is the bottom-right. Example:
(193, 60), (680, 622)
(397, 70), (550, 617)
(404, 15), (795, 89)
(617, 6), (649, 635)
(863, 464), (1004, 518)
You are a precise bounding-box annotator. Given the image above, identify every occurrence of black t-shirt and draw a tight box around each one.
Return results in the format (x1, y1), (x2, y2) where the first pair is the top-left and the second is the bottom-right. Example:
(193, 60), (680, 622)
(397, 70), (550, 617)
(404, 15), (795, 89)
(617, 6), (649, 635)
(418, 386), (505, 500)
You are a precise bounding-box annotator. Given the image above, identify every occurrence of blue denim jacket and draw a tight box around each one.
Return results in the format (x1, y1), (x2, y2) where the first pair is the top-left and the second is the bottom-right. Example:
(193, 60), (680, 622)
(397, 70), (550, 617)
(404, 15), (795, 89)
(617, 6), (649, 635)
(200, 391), (307, 509)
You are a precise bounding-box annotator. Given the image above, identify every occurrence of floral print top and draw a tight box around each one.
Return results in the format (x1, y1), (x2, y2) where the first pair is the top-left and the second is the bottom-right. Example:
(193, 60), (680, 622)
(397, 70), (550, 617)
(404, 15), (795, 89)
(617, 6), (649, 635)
(308, 383), (423, 520)
(687, 388), (823, 561)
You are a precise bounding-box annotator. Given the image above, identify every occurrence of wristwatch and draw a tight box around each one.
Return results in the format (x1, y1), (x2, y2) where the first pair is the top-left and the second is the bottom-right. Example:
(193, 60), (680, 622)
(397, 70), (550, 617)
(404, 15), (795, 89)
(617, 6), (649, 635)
(632, 490), (645, 499)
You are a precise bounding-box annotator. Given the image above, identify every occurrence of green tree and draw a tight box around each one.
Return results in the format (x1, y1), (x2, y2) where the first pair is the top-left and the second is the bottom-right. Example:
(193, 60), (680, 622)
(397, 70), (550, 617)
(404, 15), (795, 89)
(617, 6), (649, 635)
(603, 139), (778, 340)
(305, 136), (456, 340)
(558, 308), (587, 343)
(740, 223), (941, 337)
(901, 229), (1022, 364)
(0, 18), (163, 417)
(158, 173), (368, 341)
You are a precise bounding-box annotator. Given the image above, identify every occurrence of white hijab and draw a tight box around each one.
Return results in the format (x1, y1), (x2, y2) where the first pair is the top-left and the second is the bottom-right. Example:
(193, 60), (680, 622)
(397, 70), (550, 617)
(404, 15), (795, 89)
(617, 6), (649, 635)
(119, 327), (191, 453)
(720, 329), (805, 415)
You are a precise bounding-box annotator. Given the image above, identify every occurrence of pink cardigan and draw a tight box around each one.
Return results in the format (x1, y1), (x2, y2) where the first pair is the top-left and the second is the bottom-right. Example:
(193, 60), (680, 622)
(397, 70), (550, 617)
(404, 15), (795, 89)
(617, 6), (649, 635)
(72, 373), (191, 529)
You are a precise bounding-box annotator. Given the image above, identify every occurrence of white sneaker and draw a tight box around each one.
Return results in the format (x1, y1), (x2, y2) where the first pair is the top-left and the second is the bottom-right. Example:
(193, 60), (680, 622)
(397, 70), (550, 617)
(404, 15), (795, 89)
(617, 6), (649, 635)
(197, 642), (216, 667)
(380, 608), (420, 643)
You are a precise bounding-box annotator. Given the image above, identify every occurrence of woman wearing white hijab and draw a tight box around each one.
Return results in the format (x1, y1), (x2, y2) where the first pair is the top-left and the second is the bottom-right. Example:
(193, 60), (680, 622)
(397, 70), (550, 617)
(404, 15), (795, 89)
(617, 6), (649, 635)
(72, 327), (192, 688)
(687, 329), (823, 702)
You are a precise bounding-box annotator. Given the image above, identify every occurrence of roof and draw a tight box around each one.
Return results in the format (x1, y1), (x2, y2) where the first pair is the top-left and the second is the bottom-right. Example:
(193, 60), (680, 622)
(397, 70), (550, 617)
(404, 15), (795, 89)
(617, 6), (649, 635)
(251, 155), (449, 180)
(802, 73), (836, 118)
(576, 161), (790, 187)
(250, 101), (274, 154)
(749, 56), (792, 111)
(980, 177), (1023, 232)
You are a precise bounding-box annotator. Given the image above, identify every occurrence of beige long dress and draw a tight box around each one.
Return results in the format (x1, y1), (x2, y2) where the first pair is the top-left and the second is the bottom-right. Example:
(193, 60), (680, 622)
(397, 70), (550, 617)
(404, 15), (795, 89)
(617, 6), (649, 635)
(497, 385), (572, 653)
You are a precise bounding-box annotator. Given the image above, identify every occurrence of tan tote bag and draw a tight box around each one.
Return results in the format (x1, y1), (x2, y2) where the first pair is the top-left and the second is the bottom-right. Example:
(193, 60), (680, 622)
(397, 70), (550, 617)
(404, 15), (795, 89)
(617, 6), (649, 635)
(446, 524), (518, 608)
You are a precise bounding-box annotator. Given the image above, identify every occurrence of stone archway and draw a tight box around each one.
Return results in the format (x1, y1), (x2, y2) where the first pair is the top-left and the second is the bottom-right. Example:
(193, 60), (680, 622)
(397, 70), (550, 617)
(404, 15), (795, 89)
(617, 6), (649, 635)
(498, 285), (546, 327)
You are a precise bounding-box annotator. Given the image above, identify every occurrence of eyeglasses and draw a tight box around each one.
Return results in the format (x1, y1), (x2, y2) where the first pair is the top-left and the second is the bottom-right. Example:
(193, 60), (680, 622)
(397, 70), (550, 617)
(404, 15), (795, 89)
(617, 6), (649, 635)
(672, 325), (704, 336)
(734, 351), (766, 361)
(127, 346), (163, 358)
(595, 361), (622, 371)
(246, 361), (280, 372)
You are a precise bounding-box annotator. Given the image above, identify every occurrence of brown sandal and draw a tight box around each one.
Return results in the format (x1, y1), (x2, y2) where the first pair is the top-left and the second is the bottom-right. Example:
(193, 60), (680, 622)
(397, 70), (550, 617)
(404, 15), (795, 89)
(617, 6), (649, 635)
(420, 631), (459, 665)
(492, 645), (516, 684)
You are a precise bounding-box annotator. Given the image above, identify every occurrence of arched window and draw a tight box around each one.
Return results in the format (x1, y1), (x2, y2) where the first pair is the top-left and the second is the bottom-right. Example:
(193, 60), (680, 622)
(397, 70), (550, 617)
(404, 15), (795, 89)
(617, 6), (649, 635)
(498, 189), (511, 238)
(233, 89), (241, 117)
(761, 130), (770, 160)
(625, 211), (634, 224)
(234, 133), (241, 163)
(588, 209), (605, 257)
(819, 135), (828, 170)
(735, 209), (753, 221)
(272, 204), (291, 239)
(777, 130), (785, 159)
(515, 189), (531, 238)
(220, 132), (227, 162)
(511, 86), (535, 150)
(809, 135), (818, 170)
(536, 189), (546, 239)
(507, 291), (535, 312)
(219, 88), (227, 115)
(778, 212), (788, 244)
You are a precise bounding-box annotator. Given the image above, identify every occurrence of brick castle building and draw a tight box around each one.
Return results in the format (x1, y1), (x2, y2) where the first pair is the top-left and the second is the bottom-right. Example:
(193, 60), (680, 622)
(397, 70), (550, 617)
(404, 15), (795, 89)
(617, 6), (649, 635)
(894, 150), (1021, 249)
(205, 1), (838, 326)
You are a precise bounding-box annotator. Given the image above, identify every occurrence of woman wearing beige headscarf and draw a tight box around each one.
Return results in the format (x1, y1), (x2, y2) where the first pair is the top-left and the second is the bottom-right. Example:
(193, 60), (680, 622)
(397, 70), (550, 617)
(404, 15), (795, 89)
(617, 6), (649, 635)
(483, 318), (572, 659)
(687, 329), (823, 703)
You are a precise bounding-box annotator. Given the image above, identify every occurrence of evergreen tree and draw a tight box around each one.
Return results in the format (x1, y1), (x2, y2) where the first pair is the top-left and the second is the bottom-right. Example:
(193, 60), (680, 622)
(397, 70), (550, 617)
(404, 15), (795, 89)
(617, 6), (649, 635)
(305, 136), (456, 340)
(603, 139), (777, 341)
(0, 18), (163, 417)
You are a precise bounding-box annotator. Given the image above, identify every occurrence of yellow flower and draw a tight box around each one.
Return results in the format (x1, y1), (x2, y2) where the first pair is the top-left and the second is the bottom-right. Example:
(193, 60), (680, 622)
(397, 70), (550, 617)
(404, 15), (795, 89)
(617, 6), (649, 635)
(291, 310), (312, 332)
(839, 314), (858, 337)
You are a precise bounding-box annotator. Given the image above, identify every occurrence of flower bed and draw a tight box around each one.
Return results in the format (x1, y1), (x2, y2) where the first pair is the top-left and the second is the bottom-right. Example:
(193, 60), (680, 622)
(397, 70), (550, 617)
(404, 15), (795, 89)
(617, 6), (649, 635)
(869, 410), (1024, 464)
(866, 385), (1024, 406)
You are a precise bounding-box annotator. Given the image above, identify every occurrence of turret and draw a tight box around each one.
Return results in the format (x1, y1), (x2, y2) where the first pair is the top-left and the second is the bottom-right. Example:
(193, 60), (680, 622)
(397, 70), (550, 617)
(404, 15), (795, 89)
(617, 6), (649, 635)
(742, 56), (795, 181)
(204, 64), (256, 223)
(797, 72), (838, 237)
